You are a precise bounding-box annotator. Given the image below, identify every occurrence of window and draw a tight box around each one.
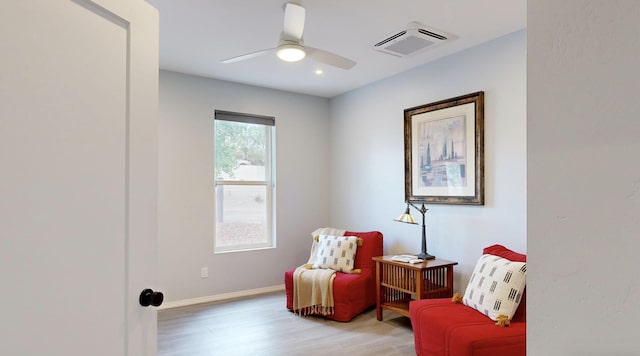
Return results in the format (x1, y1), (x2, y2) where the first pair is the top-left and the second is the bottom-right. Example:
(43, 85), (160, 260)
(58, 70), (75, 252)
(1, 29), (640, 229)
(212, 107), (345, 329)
(214, 110), (275, 253)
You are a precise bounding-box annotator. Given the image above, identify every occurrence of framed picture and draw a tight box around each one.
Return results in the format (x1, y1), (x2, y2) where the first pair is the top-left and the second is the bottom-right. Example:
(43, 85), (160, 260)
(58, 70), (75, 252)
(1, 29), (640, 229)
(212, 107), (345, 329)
(403, 92), (484, 205)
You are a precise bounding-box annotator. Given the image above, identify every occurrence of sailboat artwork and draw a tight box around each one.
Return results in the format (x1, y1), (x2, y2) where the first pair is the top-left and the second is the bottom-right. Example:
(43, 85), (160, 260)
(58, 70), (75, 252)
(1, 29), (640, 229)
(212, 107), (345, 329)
(403, 92), (484, 205)
(418, 114), (467, 188)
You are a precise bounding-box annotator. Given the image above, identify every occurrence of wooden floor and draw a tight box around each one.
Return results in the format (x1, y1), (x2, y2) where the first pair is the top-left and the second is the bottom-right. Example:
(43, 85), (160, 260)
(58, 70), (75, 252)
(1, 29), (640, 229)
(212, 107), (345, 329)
(158, 291), (416, 356)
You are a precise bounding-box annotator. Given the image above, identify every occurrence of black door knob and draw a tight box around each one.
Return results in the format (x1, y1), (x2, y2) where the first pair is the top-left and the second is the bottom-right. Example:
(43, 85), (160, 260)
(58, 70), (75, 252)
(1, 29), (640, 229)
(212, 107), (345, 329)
(139, 288), (164, 307)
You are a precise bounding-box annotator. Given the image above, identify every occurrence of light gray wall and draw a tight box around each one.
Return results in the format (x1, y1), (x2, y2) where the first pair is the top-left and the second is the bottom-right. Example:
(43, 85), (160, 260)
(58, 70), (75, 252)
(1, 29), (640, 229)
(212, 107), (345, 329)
(328, 30), (527, 292)
(528, 1), (640, 354)
(158, 71), (331, 301)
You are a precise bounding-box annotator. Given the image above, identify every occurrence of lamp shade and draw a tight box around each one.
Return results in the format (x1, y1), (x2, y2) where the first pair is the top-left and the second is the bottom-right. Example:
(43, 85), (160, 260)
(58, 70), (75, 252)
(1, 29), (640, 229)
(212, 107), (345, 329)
(394, 205), (418, 224)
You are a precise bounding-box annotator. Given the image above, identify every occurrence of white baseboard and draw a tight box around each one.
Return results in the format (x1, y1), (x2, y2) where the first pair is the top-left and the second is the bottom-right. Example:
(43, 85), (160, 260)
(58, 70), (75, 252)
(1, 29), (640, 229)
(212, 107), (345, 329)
(158, 284), (285, 310)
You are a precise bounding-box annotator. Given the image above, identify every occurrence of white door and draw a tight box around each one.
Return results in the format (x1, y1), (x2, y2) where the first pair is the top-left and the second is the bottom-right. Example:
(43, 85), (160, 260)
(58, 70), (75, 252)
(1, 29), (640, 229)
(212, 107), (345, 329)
(0, 0), (159, 355)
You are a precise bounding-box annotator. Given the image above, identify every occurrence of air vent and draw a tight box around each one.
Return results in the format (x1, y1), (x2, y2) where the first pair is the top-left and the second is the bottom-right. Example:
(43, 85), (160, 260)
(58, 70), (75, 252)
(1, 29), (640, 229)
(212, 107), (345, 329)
(373, 22), (455, 57)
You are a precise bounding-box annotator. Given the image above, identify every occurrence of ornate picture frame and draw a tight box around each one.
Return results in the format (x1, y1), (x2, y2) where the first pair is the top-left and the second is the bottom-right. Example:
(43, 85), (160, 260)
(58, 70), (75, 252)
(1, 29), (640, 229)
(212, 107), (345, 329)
(403, 92), (484, 205)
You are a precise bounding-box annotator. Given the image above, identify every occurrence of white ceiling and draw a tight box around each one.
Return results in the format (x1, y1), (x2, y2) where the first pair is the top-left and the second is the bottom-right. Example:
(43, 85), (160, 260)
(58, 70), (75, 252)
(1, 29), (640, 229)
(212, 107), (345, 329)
(146, 0), (526, 98)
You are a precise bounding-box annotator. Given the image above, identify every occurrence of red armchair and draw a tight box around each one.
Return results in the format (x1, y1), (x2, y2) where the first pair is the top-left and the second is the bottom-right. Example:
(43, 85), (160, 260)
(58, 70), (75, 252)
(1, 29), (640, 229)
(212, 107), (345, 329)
(409, 245), (526, 356)
(285, 230), (383, 322)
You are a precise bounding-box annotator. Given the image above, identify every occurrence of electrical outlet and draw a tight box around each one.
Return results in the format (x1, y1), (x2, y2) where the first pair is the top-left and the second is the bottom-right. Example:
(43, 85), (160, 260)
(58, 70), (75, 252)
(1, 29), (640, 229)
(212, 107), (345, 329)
(201, 267), (208, 278)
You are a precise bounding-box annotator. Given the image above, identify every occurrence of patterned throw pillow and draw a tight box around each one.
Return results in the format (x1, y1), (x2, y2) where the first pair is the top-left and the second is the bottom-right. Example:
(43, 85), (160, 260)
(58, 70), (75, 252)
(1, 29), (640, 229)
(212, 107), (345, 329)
(313, 234), (359, 273)
(463, 254), (527, 321)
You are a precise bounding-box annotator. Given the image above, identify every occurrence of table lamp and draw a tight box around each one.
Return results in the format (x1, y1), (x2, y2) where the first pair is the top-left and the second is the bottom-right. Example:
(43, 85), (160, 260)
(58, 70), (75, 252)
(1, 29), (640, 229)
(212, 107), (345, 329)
(394, 202), (435, 260)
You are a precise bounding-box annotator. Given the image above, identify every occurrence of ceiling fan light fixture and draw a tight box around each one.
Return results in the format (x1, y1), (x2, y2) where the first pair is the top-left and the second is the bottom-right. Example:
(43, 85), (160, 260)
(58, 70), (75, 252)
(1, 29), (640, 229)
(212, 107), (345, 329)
(276, 43), (306, 62)
(221, 3), (355, 70)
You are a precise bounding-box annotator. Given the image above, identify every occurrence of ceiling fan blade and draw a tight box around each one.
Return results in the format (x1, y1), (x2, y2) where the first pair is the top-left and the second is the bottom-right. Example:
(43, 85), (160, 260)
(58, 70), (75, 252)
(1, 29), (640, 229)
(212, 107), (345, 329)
(306, 47), (356, 70)
(221, 48), (276, 64)
(282, 3), (305, 40)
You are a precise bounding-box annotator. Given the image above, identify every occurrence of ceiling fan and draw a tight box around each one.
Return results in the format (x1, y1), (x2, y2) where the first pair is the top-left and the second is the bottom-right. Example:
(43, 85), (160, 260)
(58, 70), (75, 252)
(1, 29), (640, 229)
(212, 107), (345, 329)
(221, 2), (356, 70)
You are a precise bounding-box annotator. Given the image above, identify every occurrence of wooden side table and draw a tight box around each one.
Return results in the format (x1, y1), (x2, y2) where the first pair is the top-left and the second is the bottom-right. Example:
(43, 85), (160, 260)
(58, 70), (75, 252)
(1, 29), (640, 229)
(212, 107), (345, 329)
(372, 256), (457, 321)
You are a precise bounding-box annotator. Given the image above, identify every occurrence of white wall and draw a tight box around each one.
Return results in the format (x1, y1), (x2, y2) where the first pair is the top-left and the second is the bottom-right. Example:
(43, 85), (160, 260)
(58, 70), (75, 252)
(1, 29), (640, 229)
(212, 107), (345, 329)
(158, 71), (331, 301)
(528, 1), (640, 354)
(329, 30), (527, 291)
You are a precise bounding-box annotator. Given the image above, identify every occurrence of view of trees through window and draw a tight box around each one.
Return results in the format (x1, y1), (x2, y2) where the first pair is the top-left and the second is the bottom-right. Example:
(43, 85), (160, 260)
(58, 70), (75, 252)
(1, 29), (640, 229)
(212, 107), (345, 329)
(215, 120), (266, 178)
(214, 115), (274, 252)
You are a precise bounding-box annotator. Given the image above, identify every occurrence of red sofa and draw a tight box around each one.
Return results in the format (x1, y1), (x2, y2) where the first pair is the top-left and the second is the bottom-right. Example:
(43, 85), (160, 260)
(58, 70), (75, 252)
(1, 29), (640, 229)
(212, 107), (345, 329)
(285, 230), (383, 322)
(409, 245), (526, 356)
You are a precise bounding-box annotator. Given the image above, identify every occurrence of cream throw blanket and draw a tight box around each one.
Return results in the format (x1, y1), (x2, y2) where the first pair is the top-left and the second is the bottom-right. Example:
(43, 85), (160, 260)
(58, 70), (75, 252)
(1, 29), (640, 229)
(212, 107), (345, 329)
(292, 227), (346, 316)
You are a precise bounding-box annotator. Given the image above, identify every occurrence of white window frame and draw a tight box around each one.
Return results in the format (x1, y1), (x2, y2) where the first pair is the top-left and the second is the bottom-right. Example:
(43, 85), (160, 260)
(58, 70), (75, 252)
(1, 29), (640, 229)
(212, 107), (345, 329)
(213, 110), (276, 253)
